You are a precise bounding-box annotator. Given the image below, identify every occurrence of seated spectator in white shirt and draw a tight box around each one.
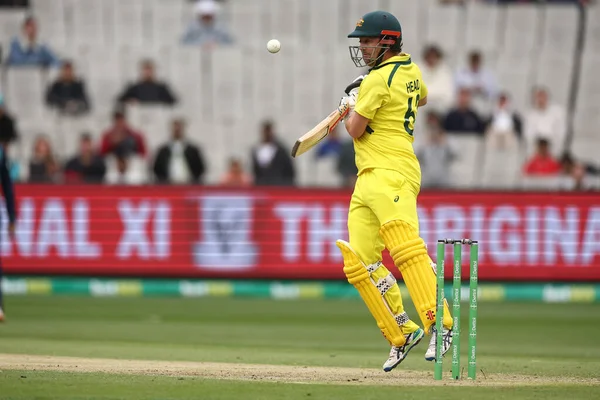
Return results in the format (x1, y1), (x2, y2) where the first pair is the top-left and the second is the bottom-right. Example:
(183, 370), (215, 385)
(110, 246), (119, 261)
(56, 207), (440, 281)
(455, 51), (497, 102)
(152, 118), (206, 184)
(181, 0), (233, 48)
(484, 92), (522, 150)
(6, 16), (60, 67)
(523, 86), (566, 157)
(45, 60), (90, 116)
(251, 120), (295, 186)
(118, 60), (177, 106)
(105, 150), (146, 185)
(420, 45), (454, 113)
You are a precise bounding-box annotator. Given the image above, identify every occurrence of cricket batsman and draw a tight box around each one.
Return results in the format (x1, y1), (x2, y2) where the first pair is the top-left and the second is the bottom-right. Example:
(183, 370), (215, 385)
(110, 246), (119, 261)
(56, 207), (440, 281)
(0, 140), (17, 322)
(335, 10), (453, 371)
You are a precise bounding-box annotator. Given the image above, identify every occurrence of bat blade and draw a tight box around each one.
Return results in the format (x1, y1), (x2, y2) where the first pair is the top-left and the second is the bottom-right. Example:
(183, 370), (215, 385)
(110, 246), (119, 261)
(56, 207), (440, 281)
(291, 105), (348, 158)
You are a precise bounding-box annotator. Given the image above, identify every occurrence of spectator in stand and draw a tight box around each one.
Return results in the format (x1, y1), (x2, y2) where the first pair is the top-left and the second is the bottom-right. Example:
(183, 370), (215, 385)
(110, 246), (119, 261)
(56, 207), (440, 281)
(417, 112), (456, 189)
(315, 126), (343, 159)
(100, 111), (147, 158)
(523, 86), (566, 157)
(153, 118), (206, 184)
(117, 60), (177, 106)
(105, 149), (145, 185)
(0, 95), (18, 145)
(251, 120), (295, 186)
(420, 45), (454, 113)
(336, 140), (358, 188)
(64, 133), (106, 183)
(28, 135), (59, 183)
(443, 88), (485, 135)
(484, 92), (522, 150)
(181, 0), (233, 48)
(0, 1), (29, 6)
(219, 157), (252, 187)
(455, 50), (497, 102)
(45, 60), (90, 116)
(6, 16), (60, 67)
(562, 153), (600, 176)
(559, 153), (600, 190)
(522, 138), (561, 176)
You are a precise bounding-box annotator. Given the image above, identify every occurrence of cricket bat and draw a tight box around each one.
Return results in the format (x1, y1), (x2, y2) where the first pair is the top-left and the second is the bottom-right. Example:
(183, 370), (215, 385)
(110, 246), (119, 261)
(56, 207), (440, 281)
(291, 104), (349, 158)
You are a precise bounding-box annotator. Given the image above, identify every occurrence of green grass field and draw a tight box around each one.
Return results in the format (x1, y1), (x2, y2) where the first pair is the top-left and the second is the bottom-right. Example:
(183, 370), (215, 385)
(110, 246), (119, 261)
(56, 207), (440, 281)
(0, 296), (599, 399)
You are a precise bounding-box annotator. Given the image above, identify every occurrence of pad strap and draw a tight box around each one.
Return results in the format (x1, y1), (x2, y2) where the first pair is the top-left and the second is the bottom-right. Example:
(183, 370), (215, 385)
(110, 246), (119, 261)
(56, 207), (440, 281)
(395, 312), (409, 326)
(376, 272), (396, 296)
(366, 261), (382, 274)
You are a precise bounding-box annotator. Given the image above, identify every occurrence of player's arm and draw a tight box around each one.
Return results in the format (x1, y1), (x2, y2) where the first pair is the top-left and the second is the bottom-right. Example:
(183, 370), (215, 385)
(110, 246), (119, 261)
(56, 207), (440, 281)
(418, 96), (427, 107)
(344, 111), (370, 139)
(343, 74), (390, 139)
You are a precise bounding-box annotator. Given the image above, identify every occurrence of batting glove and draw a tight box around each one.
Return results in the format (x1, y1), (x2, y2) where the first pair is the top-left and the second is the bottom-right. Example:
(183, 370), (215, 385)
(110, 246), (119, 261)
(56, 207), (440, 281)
(338, 89), (358, 121)
(338, 74), (365, 121)
(338, 100), (351, 121)
(339, 89), (358, 111)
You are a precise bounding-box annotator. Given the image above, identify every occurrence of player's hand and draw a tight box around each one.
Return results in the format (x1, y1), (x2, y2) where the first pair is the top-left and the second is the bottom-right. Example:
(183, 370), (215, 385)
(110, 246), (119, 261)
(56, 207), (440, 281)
(337, 94), (354, 121)
(338, 100), (350, 121)
(339, 88), (358, 111)
(338, 74), (364, 121)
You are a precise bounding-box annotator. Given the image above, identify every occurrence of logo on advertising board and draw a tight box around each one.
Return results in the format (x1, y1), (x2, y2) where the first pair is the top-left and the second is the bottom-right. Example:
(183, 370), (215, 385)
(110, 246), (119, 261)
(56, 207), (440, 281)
(192, 194), (258, 270)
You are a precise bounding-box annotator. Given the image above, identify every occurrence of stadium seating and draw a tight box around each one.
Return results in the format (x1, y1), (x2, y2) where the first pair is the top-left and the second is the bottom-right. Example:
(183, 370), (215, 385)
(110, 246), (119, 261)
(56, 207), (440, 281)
(446, 134), (484, 189)
(585, 3), (600, 53)
(464, 2), (501, 55)
(0, 8), (26, 58)
(0, 0), (595, 189)
(572, 48), (600, 167)
(479, 137), (524, 190)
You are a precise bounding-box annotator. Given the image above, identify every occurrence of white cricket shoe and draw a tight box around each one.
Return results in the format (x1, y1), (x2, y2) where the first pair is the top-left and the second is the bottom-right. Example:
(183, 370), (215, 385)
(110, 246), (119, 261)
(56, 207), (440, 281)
(382, 328), (424, 372)
(0, 307), (4, 322)
(424, 326), (453, 361)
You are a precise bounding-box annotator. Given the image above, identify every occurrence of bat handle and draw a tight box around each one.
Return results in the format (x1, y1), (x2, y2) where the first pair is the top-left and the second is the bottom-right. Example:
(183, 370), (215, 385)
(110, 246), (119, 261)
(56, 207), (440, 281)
(339, 103), (349, 119)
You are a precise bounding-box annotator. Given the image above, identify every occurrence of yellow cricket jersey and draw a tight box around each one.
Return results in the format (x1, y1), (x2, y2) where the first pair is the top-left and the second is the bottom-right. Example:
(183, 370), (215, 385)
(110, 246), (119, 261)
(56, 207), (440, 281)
(353, 53), (428, 186)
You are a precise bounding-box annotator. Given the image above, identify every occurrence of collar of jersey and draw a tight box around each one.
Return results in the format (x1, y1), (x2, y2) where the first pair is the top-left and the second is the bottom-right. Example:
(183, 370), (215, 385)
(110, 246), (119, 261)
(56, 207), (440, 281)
(370, 54), (412, 71)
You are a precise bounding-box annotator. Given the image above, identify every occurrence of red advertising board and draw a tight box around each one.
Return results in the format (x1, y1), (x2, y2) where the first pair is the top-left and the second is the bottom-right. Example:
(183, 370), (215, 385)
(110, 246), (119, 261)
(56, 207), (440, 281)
(2, 185), (600, 281)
